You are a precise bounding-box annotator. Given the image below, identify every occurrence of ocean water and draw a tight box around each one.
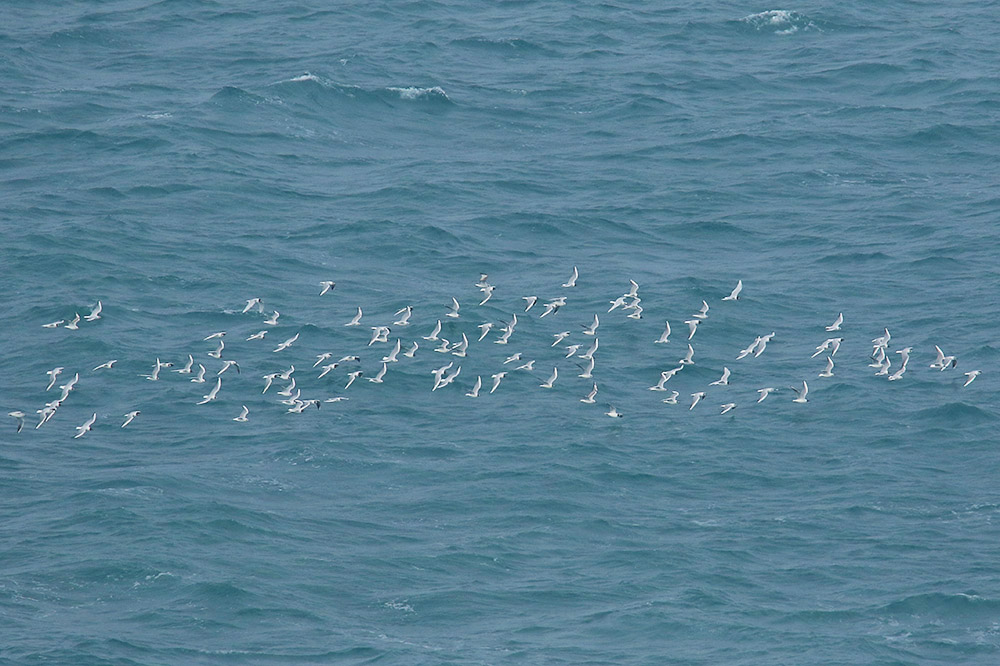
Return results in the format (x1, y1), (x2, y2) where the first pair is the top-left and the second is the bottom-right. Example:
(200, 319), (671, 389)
(2, 1), (1000, 663)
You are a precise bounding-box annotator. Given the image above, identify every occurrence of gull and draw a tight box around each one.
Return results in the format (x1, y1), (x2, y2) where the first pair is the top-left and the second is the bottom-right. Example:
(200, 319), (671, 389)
(478, 285), (495, 306)
(345, 307), (362, 326)
(679, 344), (695, 365)
(756, 387), (776, 403)
(737, 337), (762, 360)
(204, 331), (225, 340)
(84, 300), (103, 321)
(564, 344), (581, 358)
(815, 356), (835, 378)
(393, 306), (412, 326)
(662, 391), (680, 405)
(262, 373), (279, 392)
(791, 381), (809, 403)
(649, 372), (671, 391)
(287, 399), (321, 413)
(709, 367), (731, 386)
(938, 355), (957, 370)
(208, 339), (224, 358)
(317, 363), (338, 379)
(191, 364), (207, 383)
(234, 405), (249, 422)
(368, 363), (388, 383)
(324, 397), (349, 403)
(578, 356), (595, 379)
(279, 389), (302, 405)
(684, 319), (700, 340)
(489, 372), (506, 394)
(121, 410), (140, 428)
(145, 360), (170, 381)
(264, 311), (281, 326)
(336, 357), (358, 364)
(506, 313), (519, 331)
(344, 371), (363, 389)
(274, 332), (299, 352)
(608, 296), (627, 313)
(655, 321), (671, 344)
(562, 266), (579, 288)
(434, 365), (462, 391)
(896, 347), (913, 368)
(36, 405), (57, 429)
(8, 411), (25, 433)
(811, 338), (843, 358)
(552, 331), (571, 346)
(42, 320), (65, 328)
(74, 413), (97, 438)
(580, 338), (599, 361)
(446, 297), (461, 318)
(475, 274), (490, 288)
(964, 370), (981, 387)
(930, 345), (946, 368)
(494, 327), (513, 344)
(690, 392), (706, 410)
(625, 279), (640, 299)
(478, 323), (494, 342)
(540, 367), (558, 388)
(434, 338), (451, 353)
(515, 360), (535, 371)
(314, 353), (333, 368)
(242, 298), (261, 314)
(626, 304), (643, 320)
(720, 403), (737, 415)
(368, 326), (390, 346)
(319, 281), (336, 295)
(888, 365), (906, 381)
(753, 333), (775, 358)
(431, 362), (453, 388)
(383, 339), (402, 362)
(605, 406), (623, 418)
(623, 296), (641, 312)
(875, 357), (891, 376)
(450, 333), (469, 357)
(174, 354), (194, 374)
(46, 367), (64, 391)
(826, 313), (844, 332)
(466, 376), (482, 397)
(869, 347), (887, 367)
(539, 301), (560, 318)
(403, 341), (418, 358)
(218, 360), (240, 376)
(581, 383), (598, 404)
(871, 328), (891, 350)
(504, 353), (522, 365)
(582, 314), (599, 336)
(692, 301), (709, 320)
(277, 377), (297, 396)
(423, 320), (442, 340)
(64, 314), (81, 330)
(722, 280), (742, 301)
(247, 330), (268, 341)
(522, 296), (538, 312)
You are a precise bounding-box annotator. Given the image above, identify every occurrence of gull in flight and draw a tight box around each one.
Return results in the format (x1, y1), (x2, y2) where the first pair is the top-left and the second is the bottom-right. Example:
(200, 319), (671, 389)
(578, 356), (595, 379)
(753, 333), (775, 358)
(654, 321), (671, 344)
(9, 411), (25, 433)
(756, 387), (776, 403)
(197, 378), (221, 405)
(319, 281), (336, 295)
(737, 337), (762, 360)
(208, 339), (225, 359)
(608, 296), (627, 313)
(434, 338), (451, 353)
(964, 370), (981, 387)
(540, 367), (558, 388)
(317, 363), (338, 379)
(403, 341), (418, 358)
(709, 367), (731, 386)
(690, 392), (706, 410)
(336, 357), (357, 365)
(895, 347), (913, 369)
(539, 299), (564, 318)
(46, 367), (64, 391)
(515, 360), (535, 371)
(720, 403), (737, 415)
(582, 314), (599, 336)
(580, 338), (599, 361)
(344, 371), (363, 389)
(812, 338), (843, 358)
(564, 344), (581, 358)
(869, 347), (887, 367)
(504, 352), (522, 365)
(692, 301), (709, 320)
(438, 365), (463, 390)
(314, 353), (333, 368)
(489, 372), (506, 394)
(552, 331), (570, 347)
(818, 357), (835, 378)
(121, 411), (140, 428)
(93, 359), (117, 371)
(368, 363), (388, 383)
(191, 364), (207, 383)
(423, 320), (442, 341)
(368, 326), (390, 346)
(264, 311), (280, 326)
(446, 297), (461, 318)
(64, 313), (81, 330)
(722, 280), (742, 301)
(626, 304), (643, 320)
(875, 356), (891, 376)
(466, 376), (482, 397)
(234, 405), (249, 422)
(791, 381), (809, 403)
(478, 322), (494, 342)
(494, 327), (513, 344)
(662, 391), (680, 405)
(679, 344), (695, 365)
(247, 330), (267, 341)
(871, 328), (891, 351)
(826, 313), (843, 332)
(475, 274), (490, 288)
(383, 339), (402, 362)
(277, 377), (298, 397)
(42, 320), (65, 328)
(204, 331), (225, 341)
(888, 365), (906, 381)
(84, 300), (103, 321)
(393, 306), (412, 326)
(144, 360), (171, 381)
(74, 413), (97, 439)
(431, 362), (453, 388)
(605, 406), (623, 418)
(562, 266), (579, 288)
(174, 354), (194, 374)
(450, 333), (469, 357)
(479, 285), (495, 306)
(218, 360), (240, 376)
(929, 345), (957, 370)
(243, 298), (261, 314)
(274, 333), (300, 352)
(522, 296), (538, 312)
(345, 307), (362, 326)
(324, 397), (349, 403)
(581, 383), (598, 404)
(625, 279), (640, 299)
(684, 319), (701, 340)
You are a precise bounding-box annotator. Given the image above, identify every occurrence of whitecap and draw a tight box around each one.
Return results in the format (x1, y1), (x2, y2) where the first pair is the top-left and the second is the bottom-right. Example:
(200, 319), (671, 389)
(740, 9), (818, 34)
(388, 86), (450, 101)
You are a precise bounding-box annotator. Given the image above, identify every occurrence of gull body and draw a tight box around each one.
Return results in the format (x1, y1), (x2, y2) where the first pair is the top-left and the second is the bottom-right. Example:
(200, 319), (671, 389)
(690, 392), (705, 410)
(423, 320), (442, 340)
(84, 300), (103, 321)
(197, 378), (221, 405)
(64, 313), (81, 330)
(964, 370), (981, 387)
(174, 354), (194, 374)
(208, 339), (224, 358)
(243, 298), (261, 314)
(679, 344), (695, 365)
(368, 363), (388, 383)
(582, 314), (599, 336)
(368, 326), (389, 346)
(74, 413), (97, 438)
(757, 387), (776, 403)
(826, 313), (844, 332)
(403, 341), (419, 358)
(466, 376), (482, 397)
(684, 319), (700, 340)
(540, 367), (558, 388)
(552, 331), (571, 346)
(121, 410), (140, 428)
(515, 360), (535, 371)
(578, 356), (595, 379)
(818, 357), (835, 378)
(654, 321), (671, 344)
(562, 266), (579, 288)
(605, 406), (623, 418)
(204, 331), (225, 341)
(218, 360), (240, 376)
(317, 363), (338, 379)
(393, 306), (412, 326)
(693, 301), (709, 320)
(234, 405), (249, 422)
(709, 367), (731, 386)
(478, 286), (495, 306)
(345, 307), (362, 326)
(722, 280), (742, 301)
(319, 281), (336, 295)
(314, 353), (332, 368)
(247, 330), (268, 341)
(191, 364), (207, 383)
(383, 339), (402, 362)
(662, 391), (680, 405)
(581, 383), (598, 404)
(564, 344), (582, 358)
(522, 296), (537, 312)
(273, 333), (299, 352)
(264, 311), (280, 326)
(46, 367), (64, 391)
(720, 402), (737, 414)
(489, 372), (506, 394)
(450, 333), (469, 357)
(504, 353), (522, 365)
(277, 377), (297, 396)
(580, 338), (599, 361)
(344, 371), (363, 389)
(791, 381), (809, 403)
(9, 411), (25, 433)
(478, 322), (494, 342)
(43, 320), (65, 328)
(446, 297), (460, 318)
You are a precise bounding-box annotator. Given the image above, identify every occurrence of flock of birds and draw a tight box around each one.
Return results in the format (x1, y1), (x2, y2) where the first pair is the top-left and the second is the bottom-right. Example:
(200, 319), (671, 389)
(8, 270), (984, 437)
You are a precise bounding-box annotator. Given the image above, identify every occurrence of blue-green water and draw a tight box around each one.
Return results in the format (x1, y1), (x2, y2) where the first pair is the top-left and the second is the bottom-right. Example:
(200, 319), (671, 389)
(2, 2), (999, 663)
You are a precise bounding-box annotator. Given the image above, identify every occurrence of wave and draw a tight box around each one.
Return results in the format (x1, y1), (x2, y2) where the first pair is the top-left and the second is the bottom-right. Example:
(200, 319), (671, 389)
(737, 10), (819, 35)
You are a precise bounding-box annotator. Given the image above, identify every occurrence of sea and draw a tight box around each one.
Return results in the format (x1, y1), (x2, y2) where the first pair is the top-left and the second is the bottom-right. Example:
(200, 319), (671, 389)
(2, 1), (999, 664)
